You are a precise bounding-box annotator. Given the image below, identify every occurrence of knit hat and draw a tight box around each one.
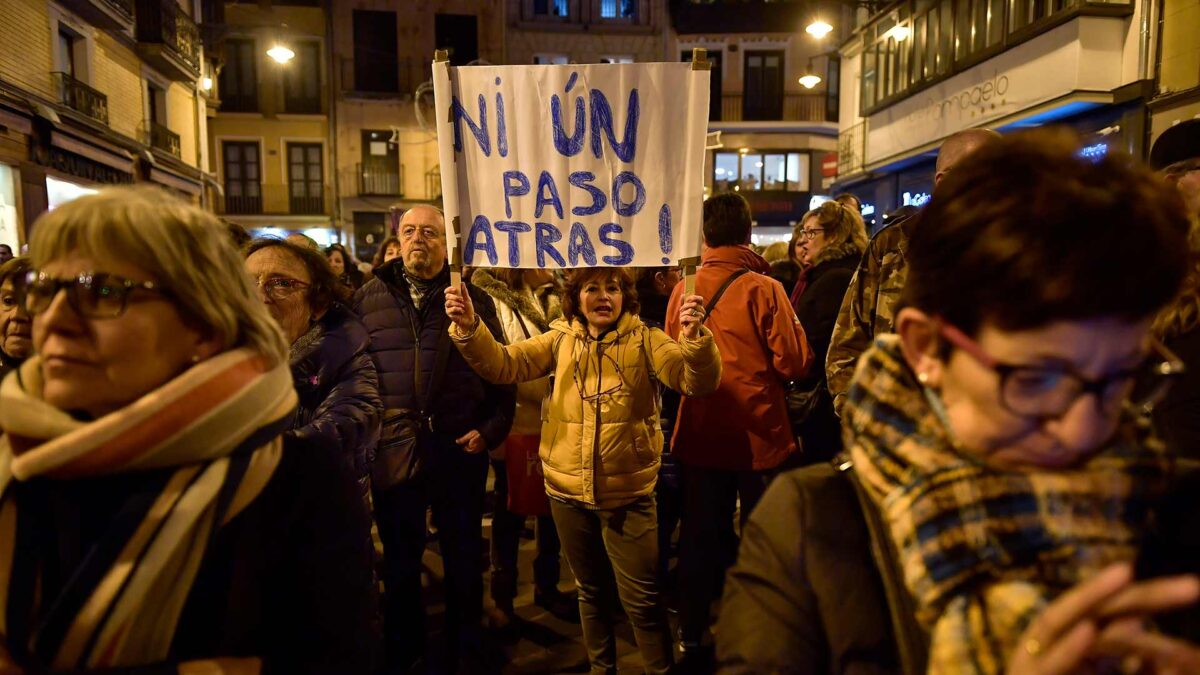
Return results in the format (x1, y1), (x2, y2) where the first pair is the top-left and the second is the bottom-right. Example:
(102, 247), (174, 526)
(1150, 119), (1200, 170)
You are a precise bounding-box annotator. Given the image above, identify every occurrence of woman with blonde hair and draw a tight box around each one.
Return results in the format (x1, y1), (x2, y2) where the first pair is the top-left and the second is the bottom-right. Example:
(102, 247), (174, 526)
(445, 267), (721, 674)
(0, 186), (374, 673)
(788, 200), (868, 460)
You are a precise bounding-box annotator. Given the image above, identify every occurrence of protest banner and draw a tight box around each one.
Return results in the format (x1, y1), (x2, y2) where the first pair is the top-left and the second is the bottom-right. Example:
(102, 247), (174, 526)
(433, 55), (710, 271)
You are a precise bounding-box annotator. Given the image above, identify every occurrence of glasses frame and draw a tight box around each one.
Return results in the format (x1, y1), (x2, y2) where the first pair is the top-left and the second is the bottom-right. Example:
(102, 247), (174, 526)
(799, 227), (826, 241)
(253, 276), (311, 300)
(23, 270), (167, 319)
(937, 319), (1184, 418)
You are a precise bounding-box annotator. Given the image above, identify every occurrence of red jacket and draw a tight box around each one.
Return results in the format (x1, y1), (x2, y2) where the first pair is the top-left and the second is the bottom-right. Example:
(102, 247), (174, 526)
(666, 246), (813, 470)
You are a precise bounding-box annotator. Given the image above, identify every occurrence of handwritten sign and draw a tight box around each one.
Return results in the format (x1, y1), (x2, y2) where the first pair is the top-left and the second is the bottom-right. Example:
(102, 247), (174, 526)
(433, 61), (710, 268)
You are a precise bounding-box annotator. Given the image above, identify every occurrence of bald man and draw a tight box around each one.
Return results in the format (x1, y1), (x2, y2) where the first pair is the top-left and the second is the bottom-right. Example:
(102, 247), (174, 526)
(352, 204), (515, 672)
(825, 128), (1000, 417)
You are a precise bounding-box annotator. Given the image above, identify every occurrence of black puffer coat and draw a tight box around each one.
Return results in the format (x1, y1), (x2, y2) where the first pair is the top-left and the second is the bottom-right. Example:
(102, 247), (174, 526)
(352, 260), (515, 451)
(793, 246), (861, 462)
(288, 303), (382, 488)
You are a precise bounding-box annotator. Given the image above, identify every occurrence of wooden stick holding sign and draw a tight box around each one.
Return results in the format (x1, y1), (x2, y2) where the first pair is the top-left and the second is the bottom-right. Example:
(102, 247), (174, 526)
(683, 48), (708, 296)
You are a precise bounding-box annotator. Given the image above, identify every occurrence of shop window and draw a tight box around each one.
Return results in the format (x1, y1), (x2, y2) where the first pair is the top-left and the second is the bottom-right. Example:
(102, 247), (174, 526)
(713, 152), (810, 193)
(219, 39), (258, 112)
(353, 10), (398, 93)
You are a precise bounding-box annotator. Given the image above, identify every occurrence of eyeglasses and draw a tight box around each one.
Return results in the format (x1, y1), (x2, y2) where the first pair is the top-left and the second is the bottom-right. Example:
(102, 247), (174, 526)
(799, 228), (825, 241)
(24, 270), (169, 319)
(252, 277), (310, 300)
(938, 320), (1185, 419)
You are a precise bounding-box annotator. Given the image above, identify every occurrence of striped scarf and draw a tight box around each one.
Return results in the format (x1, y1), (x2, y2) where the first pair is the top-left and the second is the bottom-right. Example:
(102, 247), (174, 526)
(0, 349), (296, 671)
(845, 335), (1169, 675)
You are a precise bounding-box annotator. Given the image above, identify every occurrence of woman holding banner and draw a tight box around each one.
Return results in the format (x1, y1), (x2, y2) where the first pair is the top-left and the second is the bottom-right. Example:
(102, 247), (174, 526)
(444, 267), (721, 674)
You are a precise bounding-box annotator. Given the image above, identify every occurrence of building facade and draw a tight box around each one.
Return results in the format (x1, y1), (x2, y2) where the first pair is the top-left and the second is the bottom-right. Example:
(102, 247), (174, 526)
(205, 0), (334, 245)
(1148, 0), (1200, 146)
(0, 0), (208, 253)
(331, 0), (503, 263)
(831, 0), (1158, 229)
(669, 0), (841, 243)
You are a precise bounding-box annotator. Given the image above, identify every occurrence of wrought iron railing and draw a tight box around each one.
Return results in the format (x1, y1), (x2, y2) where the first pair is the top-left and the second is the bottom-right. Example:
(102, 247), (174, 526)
(52, 72), (109, 125)
(358, 163), (402, 196)
(224, 195), (262, 215)
(289, 195), (325, 215)
(137, 0), (201, 73)
(148, 121), (181, 158)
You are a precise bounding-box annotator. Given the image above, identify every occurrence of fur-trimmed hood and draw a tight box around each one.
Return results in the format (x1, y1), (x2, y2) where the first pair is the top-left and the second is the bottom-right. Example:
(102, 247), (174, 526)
(470, 268), (562, 333)
(807, 238), (864, 270)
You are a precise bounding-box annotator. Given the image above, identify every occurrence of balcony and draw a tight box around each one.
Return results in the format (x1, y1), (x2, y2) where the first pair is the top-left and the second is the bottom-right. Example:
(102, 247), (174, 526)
(57, 0), (133, 32)
(290, 194), (325, 215)
(146, 121), (181, 158)
(718, 93), (829, 123)
(358, 163), (403, 197)
(136, 0), (201, 81)
(224, 195), (262, 215)
(53, 72), (109, 125)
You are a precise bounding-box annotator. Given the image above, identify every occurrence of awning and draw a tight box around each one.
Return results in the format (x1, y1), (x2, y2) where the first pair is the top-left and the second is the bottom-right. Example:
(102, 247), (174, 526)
(149, 167), (202, 196)
(50, 131), (135, 175)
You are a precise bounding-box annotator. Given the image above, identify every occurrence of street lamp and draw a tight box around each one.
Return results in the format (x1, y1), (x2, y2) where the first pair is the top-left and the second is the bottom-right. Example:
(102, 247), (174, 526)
(806, 20), (834, 38)
(267, 44), (295, 64)
(798, 57), (822, 89)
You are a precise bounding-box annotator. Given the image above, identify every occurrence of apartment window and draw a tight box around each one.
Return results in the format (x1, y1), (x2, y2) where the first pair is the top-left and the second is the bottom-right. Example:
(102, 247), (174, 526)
(353, 10), (398, 93)
(223, 141), (261, 214)
(147, 82), (165, 124)
(435, 14), (479, 66)
(288, 143), (324, 215)
(600, 0), (637, 19)
(601, 55), (635, 64)
(219, 38), (258, 112)
(284, 42), (321, 114)
(533, 0), (570, 17)
(714, 151), (810, 193)
(681, 49), (722, 122)
(360, 130), (400, 196)
(534, 54), (569, 65)
(57, 28), (79, 78)
(743, 51), (783, 121)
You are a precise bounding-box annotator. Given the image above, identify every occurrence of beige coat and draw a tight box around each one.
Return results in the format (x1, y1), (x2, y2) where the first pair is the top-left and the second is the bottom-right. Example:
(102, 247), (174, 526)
(451, 311), (721, 508)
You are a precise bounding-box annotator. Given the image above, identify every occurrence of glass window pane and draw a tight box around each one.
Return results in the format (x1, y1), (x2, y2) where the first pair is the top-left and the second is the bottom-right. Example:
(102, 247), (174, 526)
(763, 154), (786, 190)
(988, 0), (1004, 45)
(939, 0), (954, 72)
(741, 154), (763, 191)
(226, 145), (240, 162)
(913, 15), (927, 83)
(786, 153), (806, 191)
(714, 153), (739, 193)
(862, 47), (877, 108)
(955, 0), (971, 61)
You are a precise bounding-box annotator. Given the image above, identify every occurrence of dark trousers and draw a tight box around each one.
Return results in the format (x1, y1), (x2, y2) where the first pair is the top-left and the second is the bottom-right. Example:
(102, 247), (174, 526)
(489, 459), (561, 607)
(677, 463), (781, 643)
(655, 453), (683, 588)
(374, 442), (489, 673)
(551, 496), (673, 675)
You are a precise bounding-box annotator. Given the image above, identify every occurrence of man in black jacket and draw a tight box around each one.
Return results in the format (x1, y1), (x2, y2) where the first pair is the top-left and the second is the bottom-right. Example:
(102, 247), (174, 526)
(354, 205), (515, 674)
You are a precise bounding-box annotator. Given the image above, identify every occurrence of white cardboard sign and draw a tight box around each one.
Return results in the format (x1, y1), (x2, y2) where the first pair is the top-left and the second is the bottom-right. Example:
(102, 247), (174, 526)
(433, 61), (710, 269)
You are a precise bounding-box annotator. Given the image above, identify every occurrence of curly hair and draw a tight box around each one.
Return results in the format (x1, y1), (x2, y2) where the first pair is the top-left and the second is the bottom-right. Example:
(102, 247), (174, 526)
(1154, 215), (1200, 341)
(562, 268), (640, 325)
(790, 201), (868, 267)
(372, 236), (402, 269)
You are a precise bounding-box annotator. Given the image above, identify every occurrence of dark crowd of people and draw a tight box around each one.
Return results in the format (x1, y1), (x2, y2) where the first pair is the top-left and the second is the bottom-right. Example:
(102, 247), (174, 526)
(0, 121), (1199, 675)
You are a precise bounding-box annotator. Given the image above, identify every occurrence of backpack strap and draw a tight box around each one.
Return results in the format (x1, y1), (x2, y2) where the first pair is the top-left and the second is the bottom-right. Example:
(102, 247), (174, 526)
(703, 268), (751, 322)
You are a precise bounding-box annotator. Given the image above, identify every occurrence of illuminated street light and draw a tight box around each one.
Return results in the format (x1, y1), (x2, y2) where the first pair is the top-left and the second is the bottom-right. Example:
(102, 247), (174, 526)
(267, 44), (295, 64)
(201, 76), (213, 91)
(799, 73), (822, 89)
(806, 20), (834, 39)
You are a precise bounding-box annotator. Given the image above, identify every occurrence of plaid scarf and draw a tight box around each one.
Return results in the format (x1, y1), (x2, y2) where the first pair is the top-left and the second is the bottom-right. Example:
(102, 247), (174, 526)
(845, 335), (1169, 675)
(0, 349), (296, 671)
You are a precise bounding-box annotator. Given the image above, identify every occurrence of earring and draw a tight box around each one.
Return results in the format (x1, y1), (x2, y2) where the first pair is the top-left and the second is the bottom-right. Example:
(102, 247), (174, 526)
(917, 371), (930, 384)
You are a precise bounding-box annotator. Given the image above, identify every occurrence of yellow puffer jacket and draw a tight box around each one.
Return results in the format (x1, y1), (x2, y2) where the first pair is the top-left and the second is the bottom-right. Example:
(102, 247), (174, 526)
(451, 311), (721, 508)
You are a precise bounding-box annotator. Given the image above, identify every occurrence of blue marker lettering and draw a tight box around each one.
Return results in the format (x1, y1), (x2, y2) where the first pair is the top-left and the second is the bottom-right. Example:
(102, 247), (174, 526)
(535, 171), (564, 220)
(451, 94), (490, 157)
(567, 222), (597, 266)
(495, 221), (531, 267)
(590, 88), (639, 162)
(502, 170), (530, 219)
(535, 223), (566, 268)
(464, 215), (498, 266)
(599, 223), (634, 265)
(569, 171), (607, 216)
(612, 171), (646, 217)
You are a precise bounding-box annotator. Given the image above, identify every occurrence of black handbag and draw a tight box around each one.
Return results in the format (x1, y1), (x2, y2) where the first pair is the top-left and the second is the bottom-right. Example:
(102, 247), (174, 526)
(371, 315), (453, 490)
(786, 378), (825, 433)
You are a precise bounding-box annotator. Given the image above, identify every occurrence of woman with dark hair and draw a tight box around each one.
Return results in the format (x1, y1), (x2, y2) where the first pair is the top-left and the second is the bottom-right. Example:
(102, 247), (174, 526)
(718, 131), (1200, 674)
(372, 236), (402, 271)
(0, 257), (32, 380)
(0, 187), (374, 673)
(326, 243), (366, 292)
(445, 267), (721, 674)
(788, 201), (868, 461)
(246, 239), (381, 510)
(468, 266), (572, 629)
